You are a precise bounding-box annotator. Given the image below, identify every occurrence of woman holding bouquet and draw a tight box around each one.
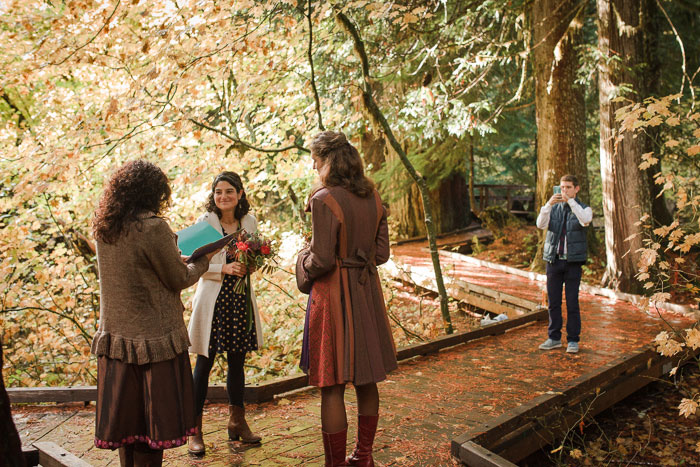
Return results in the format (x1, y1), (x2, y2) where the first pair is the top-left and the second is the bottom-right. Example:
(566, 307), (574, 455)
(296, 131), (398, 466)
(187, 171), (264, 456)
(91, 160), (214, 467)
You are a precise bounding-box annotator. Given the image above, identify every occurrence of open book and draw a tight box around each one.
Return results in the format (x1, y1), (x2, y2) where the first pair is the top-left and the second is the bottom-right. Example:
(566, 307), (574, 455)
(176, 221), (235, 263)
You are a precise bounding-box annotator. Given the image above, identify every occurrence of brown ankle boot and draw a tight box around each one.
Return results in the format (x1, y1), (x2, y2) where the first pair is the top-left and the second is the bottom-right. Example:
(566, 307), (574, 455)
(322, 427), (349, 467)
(346, 415), (378, 466)
(187, 414), (205, 456)
(228, 404), (262, 443)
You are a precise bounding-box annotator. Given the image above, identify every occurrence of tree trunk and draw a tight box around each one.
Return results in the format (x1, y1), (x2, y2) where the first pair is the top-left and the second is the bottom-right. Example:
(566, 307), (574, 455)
(597, 0), (652, 293)
(360, 129), (426, 239)
(644, 0), (673, 227)
(337, 11), (453, 333)
(468, 135), (477, 215)
(531, 0), (587, 271)
(0, 341), (26, 466)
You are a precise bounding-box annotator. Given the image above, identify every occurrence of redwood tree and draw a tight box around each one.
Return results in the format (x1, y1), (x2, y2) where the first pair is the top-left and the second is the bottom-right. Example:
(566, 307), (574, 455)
(531, 0), (588, 270)
(597, 0), (653, 293)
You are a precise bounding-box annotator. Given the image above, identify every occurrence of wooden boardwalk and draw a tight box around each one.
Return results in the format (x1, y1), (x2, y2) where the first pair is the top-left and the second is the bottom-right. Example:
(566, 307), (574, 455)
(11, 245), (694, 466)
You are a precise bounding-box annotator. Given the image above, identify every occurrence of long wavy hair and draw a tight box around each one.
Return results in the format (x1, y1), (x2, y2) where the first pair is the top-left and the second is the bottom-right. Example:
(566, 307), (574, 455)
(310, 131), (374, 198)
(93, 160), (171, 244)
(205, 171), (250, 220)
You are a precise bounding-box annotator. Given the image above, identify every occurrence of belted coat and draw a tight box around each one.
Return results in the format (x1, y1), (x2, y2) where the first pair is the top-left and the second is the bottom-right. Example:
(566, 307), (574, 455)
(296, 186), (397, 387)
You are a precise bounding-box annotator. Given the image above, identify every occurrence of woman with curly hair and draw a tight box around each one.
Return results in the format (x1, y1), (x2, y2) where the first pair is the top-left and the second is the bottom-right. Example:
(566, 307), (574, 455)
(91, 160), (217, 467)
(296, 131), (397, 466)
(186, 171), (264, 456)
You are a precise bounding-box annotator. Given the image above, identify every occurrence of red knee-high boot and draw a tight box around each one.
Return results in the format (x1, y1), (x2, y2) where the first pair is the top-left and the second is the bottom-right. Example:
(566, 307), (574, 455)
(322, 427), (349, 467)
(346, 415), (378, 466)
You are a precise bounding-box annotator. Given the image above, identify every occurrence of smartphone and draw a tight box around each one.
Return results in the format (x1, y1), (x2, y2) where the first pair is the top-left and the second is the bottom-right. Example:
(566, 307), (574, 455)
(553, 186), (561, 195)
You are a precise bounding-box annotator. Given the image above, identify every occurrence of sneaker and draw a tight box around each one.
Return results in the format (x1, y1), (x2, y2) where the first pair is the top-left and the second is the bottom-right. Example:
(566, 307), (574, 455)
(539, 339), (562, 350)
(566, 342), (579, 353)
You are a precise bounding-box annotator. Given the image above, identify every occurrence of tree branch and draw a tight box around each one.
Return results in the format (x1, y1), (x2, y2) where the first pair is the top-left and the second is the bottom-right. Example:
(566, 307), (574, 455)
(335, 10), (453, 334)
(50, 0), (121, 66)
(655, 0), (695, 106)
(306, 0), (325, 130)
(189, 118), (309, 153)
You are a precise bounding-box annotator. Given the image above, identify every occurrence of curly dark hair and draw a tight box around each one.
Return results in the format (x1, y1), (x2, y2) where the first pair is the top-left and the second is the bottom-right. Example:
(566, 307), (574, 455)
(205, 171), (250, 220)
(310, 131), (375, 198)
(93, 160), (171, 244)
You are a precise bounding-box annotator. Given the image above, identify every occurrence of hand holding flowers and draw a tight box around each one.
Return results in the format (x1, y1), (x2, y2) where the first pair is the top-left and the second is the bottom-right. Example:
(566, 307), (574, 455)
(225, 230), (277, 294)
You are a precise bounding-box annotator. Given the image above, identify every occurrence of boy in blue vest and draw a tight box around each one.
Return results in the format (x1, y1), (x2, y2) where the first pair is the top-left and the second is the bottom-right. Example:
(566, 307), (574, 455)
(536, 174), (592, 353)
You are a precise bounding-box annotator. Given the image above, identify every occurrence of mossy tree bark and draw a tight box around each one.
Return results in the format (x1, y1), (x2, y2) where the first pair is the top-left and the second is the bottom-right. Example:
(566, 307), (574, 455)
(336, 11), (453, 334)
(597, 0), (653, 293)
(530, 0), (588, 272)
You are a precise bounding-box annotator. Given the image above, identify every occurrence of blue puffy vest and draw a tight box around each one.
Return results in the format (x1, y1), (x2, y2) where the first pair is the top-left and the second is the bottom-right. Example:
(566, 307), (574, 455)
(543, 199), (589, 263)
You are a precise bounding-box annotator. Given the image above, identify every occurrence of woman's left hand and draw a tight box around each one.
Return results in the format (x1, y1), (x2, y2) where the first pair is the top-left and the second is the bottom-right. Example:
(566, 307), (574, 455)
(222, 261), (247, 277)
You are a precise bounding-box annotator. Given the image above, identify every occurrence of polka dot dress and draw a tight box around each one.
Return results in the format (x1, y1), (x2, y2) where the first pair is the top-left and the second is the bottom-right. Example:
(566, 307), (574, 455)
(208, 229), (258, 355)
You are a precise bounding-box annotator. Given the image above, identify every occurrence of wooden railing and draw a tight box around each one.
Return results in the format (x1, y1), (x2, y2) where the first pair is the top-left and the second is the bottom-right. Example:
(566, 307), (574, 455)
(473, 184), (534, 214)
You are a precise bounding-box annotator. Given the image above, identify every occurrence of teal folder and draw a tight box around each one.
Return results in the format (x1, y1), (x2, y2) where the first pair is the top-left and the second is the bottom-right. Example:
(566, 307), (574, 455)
(176, 221), (223, 257)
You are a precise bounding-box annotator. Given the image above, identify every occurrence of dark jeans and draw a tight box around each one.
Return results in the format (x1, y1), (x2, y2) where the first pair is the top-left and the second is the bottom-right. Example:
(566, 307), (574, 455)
(193, 351), (246, 416)
(546, 258), (583, 342)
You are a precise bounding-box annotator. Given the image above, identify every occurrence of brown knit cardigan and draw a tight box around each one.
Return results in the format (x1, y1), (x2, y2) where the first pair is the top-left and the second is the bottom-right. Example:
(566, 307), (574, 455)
(91, 213), (209, 364)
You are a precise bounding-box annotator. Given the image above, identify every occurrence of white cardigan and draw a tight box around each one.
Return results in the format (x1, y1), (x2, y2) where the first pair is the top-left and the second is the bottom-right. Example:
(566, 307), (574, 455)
(188, 211), (264, 357)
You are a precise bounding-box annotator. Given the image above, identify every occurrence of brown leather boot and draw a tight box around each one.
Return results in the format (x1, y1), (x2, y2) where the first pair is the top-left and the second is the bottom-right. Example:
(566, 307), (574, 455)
(346, 415), (378, 466)
(227, 404), (262, 443)
(322, 427), (349, 467)
(187, 414), (205, 456)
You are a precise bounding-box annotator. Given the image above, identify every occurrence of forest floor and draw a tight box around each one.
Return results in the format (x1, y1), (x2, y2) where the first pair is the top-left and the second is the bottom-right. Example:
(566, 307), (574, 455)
(465, 224), (700, 466)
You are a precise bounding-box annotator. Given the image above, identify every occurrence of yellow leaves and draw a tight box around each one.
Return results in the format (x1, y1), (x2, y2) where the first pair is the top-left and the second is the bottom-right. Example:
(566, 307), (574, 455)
(665, 139), (679, 148)
(678, 398), (698, 418)
(652, 220), (679, 238)
(666, 116), (680, 126)
(688, 145), (700, 157)
(646, 115), (664, 127)
(639, 152), (658, 170)
(637, 248), (658, 270)
(679, 233), (700, 253)
(654, 331), (684, 356)
(685, 328), (700, 350)
(646, 98), (673, 117)
(402, 12), (420, 24)
(650, 292), (671, 303)
(104, 97), (119, 121)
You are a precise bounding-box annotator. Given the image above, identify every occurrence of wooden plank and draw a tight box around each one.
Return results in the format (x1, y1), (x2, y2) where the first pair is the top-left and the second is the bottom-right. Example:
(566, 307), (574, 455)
(458, 441), (518, 467)
(451, 279), (539, 313)
(397, 309), (547, 360)
(470, 349), (654, 448)
(34, 441), (92, 467)
(8, 386), (97, 404)
(454, 347), (699, 464)
(8, 311), (546, 405)
(393, 223), (484, 245)
(495, 355), (678, 461)
(245, 375), (309, 404)
(442, 251), (700, 318)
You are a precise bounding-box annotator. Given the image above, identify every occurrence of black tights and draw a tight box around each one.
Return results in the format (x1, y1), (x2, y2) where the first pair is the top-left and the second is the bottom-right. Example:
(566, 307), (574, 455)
(193, 351), (246, 416)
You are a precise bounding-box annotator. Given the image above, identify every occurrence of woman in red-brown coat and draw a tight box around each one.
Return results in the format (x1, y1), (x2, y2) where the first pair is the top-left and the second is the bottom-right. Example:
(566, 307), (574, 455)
(296, 131), (397, 466)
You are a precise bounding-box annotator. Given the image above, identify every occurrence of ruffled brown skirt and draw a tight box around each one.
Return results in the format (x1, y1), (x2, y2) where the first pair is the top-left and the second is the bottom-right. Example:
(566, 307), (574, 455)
(94, 352), (197, 450)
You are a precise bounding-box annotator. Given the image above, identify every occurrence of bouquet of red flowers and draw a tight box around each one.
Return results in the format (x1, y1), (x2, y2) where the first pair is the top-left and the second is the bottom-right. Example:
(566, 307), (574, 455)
(225, 230), (277, 294)
(225, 230), (277, 333)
